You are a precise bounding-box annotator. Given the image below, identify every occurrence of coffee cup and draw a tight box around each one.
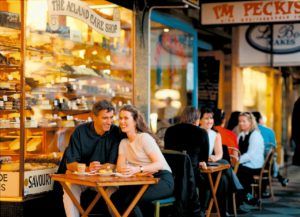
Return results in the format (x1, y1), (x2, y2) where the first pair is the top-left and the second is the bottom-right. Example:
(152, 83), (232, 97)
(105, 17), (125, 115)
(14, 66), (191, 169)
(77, 163), (86, 173)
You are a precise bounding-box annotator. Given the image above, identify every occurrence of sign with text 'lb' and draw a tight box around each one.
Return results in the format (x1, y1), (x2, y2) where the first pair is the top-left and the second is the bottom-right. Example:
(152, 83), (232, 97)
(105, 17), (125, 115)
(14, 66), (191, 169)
(201, 0), (300, 25)
(0, 172), (19, 197)
(48, 0), (120, 37)
(24, 167), (58, 196)
(238, 24), (300, 66)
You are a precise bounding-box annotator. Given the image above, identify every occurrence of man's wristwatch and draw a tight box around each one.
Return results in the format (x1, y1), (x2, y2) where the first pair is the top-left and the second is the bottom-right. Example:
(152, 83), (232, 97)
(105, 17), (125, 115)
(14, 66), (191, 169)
(139, 165), (144, 173)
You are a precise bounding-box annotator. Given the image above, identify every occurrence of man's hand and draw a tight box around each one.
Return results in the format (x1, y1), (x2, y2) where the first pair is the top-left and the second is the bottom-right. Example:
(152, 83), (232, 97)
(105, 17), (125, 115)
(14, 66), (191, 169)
(88, 161), (101, 172)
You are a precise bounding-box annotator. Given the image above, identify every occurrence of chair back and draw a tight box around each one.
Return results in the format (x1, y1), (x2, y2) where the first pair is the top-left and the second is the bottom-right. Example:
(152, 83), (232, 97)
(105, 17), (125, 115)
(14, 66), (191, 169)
(260, 147), (275, 179)
(162, 149), (200, 217)
(227, 147), (241, 174)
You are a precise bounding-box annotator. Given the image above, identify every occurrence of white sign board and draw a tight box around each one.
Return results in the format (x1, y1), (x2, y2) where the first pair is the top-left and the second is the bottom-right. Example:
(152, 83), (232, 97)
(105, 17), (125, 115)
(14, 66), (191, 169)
(201, 0), (300, 25)
(0, 172), (19, 197)
(237, 24), (300, 66)
(48, 0), (120, 37)
(24, 167), (58, 196)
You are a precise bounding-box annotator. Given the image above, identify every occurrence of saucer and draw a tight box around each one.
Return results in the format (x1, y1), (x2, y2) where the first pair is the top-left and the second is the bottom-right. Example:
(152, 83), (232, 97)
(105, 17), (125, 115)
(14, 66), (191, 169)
(114, 172), (133, 178)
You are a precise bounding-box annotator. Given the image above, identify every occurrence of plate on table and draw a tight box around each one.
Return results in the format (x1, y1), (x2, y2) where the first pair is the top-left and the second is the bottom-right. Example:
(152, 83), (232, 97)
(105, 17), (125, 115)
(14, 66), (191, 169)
(97, 170), (114, 176)
(114, 172), (133, 178)
(73, 171), (95, 176)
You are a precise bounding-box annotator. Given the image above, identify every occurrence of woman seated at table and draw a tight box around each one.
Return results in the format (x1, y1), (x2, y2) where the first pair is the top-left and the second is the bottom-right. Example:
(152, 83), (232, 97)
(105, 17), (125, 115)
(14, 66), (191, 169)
(111, 104), (174, 217)
(237, 112), (264, 205)
(200, 107), (244, 216)
(200, 107), (223, 162)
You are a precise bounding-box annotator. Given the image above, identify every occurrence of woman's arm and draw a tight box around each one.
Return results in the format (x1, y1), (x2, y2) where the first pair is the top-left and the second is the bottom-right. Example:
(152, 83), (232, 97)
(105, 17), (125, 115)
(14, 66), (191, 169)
(209, 133), (223, 162)
(116, 154), (127, 172)
(118, 151), (164, 176)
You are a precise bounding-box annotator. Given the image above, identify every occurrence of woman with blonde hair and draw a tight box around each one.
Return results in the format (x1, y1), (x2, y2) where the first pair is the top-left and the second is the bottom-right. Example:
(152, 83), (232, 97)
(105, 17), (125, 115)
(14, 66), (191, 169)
(237, 112), (264, 206)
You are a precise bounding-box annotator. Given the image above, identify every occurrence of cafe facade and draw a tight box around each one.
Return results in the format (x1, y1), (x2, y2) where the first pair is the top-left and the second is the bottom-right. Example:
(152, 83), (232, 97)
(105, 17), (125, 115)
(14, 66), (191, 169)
(0, 0), (202, 215)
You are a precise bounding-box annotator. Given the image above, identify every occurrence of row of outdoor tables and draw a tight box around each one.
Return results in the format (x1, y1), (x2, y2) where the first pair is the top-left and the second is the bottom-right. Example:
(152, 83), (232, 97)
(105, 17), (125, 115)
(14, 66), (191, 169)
(51, 163), (230, 217)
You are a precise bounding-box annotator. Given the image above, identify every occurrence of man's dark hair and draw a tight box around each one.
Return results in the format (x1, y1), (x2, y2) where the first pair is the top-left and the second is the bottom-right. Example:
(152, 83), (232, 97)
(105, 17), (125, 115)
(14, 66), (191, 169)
(180, 106), (200, 124)
(213, 108), (225, 126)
(252, 111), (262, 124)
(92, 100), (115, 116)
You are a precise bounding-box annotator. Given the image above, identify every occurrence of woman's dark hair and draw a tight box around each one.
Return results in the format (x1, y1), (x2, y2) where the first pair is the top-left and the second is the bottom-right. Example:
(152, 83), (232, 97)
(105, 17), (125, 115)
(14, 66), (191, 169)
(213, 109), (225, 126)
(226, 111), (241, 130)
(119, 104), (161, 145)
(92, 100), (115, 116)
(180, 106), (200, 124)
(200, 107), (214, 119)
(252, 111), (262, 124)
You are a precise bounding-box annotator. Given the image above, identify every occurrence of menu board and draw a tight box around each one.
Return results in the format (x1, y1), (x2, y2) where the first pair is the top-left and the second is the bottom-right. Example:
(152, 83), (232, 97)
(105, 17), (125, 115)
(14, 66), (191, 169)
(198, 56), (220, 110)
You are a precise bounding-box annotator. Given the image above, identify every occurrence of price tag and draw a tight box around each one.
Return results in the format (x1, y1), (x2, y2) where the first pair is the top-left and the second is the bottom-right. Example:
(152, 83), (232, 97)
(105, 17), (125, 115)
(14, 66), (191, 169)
(3, 95), (8, 101)
(0, 101), (4, 107)
(67, 115), (73, 121)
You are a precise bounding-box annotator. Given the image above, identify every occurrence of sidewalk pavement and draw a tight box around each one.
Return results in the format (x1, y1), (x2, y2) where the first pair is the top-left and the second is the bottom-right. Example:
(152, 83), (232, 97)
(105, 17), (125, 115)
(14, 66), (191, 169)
(243, 164), (300, 217)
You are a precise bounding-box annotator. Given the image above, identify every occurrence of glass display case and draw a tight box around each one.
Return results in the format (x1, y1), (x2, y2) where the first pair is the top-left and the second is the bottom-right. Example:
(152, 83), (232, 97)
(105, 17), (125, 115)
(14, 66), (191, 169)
(0, 0), (133, 201)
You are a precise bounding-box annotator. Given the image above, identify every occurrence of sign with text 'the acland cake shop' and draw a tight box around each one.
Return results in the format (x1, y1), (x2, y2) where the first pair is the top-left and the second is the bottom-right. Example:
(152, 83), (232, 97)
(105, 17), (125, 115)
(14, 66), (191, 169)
(201, 0), (300, 25)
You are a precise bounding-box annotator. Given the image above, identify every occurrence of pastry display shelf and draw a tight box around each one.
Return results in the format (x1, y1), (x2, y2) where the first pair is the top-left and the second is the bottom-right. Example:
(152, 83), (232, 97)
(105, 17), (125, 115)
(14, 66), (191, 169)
(0, 90), (21, 95)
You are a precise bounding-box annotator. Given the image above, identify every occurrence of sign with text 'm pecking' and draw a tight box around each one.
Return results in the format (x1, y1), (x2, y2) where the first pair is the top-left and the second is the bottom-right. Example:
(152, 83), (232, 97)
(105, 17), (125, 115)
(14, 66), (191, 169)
(201, 0), (300, 25)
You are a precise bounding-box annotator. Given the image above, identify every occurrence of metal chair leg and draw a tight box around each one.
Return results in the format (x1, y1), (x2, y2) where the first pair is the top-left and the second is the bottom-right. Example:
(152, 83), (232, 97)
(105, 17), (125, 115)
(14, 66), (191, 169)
(155, 201), (160, 217)
(233, 193), (237, 217)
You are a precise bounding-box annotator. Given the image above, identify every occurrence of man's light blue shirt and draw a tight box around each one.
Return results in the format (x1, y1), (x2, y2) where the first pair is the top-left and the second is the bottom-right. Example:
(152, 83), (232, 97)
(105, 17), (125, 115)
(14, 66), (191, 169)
(258, 124), (276, 154)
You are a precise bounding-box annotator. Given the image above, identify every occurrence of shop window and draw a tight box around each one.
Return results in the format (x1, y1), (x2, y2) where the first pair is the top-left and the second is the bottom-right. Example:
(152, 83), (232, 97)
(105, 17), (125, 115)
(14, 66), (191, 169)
(0, 0), (133, 199)
(150, 22), (193, 133)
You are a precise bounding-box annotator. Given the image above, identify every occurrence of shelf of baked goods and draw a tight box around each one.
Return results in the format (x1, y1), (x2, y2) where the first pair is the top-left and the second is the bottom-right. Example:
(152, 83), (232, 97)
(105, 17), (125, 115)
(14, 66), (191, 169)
(0, 26), (21, 50)
(0, 137), (43, 153)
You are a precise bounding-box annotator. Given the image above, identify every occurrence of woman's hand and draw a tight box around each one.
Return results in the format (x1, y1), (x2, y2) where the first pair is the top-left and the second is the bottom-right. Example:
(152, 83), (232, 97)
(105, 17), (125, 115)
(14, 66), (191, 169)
(199, 161), (207, 170)
(118, 164), (139, 176)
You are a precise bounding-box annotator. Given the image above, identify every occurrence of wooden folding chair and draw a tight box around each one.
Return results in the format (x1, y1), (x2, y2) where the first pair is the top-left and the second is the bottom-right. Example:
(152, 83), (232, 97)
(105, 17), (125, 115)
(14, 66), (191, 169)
(251, 148), (275, 210)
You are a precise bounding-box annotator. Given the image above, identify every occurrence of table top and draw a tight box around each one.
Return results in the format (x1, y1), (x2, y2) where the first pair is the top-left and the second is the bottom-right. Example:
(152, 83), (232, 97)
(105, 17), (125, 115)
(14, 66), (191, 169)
(51, 173), (159, 187)
(199, 163), (230, 173)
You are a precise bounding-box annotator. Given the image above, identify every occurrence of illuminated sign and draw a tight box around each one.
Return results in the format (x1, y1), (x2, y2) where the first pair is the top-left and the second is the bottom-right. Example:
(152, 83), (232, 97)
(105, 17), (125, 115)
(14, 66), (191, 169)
(201, 0), (300, 25)
(246, 24), (300, 54)
(48, 0), (120, 37)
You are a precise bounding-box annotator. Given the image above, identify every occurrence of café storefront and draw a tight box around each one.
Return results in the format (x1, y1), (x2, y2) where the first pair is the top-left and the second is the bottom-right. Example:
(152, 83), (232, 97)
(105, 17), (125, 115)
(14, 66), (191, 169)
(0, 0), (133, 214)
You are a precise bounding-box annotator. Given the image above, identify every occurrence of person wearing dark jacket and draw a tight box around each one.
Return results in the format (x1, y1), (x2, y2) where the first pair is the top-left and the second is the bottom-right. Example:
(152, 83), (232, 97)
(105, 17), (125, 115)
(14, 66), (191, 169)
(62, 100), (125, 217)
(292, 97), (300, 166)
(164, 106), (209, 216)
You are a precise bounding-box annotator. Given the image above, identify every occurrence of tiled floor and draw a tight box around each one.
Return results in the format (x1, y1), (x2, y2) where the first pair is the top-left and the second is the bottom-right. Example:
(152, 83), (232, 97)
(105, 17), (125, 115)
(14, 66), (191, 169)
(243, 165), (300, 217)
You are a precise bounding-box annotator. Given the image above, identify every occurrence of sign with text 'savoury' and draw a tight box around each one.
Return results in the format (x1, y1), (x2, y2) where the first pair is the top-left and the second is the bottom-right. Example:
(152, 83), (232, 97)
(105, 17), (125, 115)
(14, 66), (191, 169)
(201, 0), (300, 25)
(48, 0), (120, 37)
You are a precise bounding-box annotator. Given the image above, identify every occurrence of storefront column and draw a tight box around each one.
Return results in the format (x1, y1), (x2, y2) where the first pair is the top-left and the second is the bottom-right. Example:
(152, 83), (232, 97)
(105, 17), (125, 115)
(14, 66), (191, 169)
(132, 9), (150, 121)
(231, 27), (244, 111)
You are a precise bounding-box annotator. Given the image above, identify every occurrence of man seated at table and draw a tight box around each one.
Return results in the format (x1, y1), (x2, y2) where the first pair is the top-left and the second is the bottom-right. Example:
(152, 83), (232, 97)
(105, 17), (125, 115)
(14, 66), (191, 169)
(63, 100), (124, 217)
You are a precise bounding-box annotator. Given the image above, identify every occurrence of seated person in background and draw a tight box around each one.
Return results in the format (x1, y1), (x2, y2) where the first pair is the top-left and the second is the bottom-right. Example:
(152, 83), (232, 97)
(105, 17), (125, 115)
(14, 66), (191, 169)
(237, 112), (264, 206)
(200, 107), (223, 162)
(252, 111), (288, 188)
(111, 104), (174, 217)
(164, 106), (209, 217)
(200, 107), (244, 216)
(164, 106), (209, 170)
(63, 100), (125, 217)
(214, 109), (239, 159)
(226, 111), (241, 136)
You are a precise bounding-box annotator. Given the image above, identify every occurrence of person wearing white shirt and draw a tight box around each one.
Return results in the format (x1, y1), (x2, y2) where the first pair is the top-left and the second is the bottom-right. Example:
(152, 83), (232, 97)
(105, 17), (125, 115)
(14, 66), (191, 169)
(237, 112), (264, 205)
